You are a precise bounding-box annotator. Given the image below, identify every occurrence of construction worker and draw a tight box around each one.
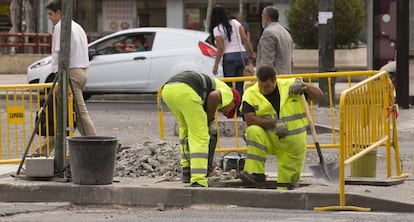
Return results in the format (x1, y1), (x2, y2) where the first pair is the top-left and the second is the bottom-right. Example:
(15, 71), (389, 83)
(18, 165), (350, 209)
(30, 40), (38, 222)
(239, 65), (323, 189)
(162, 71), (241, 187)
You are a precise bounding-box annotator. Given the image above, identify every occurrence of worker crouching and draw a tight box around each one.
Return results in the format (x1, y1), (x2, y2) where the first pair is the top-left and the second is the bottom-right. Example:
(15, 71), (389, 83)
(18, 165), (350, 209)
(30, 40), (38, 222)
(239, 65), (324, 189)
(162, 71), (240, 187)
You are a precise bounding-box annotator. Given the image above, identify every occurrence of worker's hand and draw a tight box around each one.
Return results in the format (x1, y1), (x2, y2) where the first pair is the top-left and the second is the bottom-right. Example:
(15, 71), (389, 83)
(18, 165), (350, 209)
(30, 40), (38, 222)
(208, 120), (217, 135)
(288, 78), (306, 96)
(275, 119), (288, 138)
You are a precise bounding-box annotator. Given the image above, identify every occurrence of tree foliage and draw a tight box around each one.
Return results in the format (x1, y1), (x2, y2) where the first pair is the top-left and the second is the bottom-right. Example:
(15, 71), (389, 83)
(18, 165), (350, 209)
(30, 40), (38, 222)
(286, 0), (366, 49)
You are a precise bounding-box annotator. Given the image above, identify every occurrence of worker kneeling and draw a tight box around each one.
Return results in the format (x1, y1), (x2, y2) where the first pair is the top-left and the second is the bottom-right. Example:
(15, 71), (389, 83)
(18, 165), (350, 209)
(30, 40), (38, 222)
(239, 65), (323, 190)
(162, 71), (240, 187)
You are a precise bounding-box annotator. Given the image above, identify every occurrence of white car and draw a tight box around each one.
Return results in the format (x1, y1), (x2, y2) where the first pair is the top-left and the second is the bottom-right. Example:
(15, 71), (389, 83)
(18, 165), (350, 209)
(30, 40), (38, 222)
(27, 27), (222, 100)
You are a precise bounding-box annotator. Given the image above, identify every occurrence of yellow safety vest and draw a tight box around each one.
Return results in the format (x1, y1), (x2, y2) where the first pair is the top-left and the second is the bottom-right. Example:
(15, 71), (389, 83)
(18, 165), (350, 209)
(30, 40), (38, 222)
(242, 78), (308, 136)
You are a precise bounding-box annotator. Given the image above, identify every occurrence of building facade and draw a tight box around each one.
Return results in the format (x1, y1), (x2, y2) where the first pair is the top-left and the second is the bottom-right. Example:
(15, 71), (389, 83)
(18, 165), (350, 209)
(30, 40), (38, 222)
(36, 0), (289, 50)
(2, 0), (413, 60)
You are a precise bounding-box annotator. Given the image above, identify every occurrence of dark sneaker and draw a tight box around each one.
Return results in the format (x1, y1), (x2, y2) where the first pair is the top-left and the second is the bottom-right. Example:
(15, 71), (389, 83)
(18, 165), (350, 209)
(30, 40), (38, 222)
(190, 182), (205, 187)
(182, 167), (190, 183)
(239, 171), (266, 184)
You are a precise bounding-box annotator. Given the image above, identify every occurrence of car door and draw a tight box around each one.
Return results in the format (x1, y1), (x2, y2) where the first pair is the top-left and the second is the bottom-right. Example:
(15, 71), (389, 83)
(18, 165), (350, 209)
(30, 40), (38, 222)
(85, 32), (153, 93)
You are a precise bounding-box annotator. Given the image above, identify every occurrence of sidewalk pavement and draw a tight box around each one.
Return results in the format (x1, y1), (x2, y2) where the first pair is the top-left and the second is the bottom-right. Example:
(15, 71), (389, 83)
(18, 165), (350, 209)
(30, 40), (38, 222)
(0, 73), (414, 212)
(0, 153), (413, 213)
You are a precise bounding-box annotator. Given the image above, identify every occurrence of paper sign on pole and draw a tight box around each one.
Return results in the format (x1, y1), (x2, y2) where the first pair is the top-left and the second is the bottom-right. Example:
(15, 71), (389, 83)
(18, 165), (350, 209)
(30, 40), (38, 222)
(318, 11), (333, 24)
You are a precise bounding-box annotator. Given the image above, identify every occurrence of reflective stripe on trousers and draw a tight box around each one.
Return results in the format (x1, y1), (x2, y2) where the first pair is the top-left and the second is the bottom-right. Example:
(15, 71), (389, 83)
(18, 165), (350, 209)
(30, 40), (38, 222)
(162, 83), (209, 187)
(243, 125), (307, 185)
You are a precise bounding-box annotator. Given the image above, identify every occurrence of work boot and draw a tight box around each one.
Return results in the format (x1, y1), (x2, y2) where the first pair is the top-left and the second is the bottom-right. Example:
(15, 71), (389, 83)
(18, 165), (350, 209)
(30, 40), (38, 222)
(239, 171), (266, 184)
(182, 167), (190, 183)
(190, 182), (205, 187)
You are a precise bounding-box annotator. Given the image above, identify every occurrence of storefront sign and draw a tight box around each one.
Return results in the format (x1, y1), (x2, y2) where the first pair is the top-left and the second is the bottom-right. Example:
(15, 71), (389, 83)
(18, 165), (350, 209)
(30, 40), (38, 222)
(102, 0), (137, 32)
(185, 8), (200, 30)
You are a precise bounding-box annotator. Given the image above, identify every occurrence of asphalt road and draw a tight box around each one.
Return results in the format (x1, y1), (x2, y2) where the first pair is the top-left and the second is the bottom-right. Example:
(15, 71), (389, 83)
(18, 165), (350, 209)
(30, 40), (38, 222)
(1, 203), (414, 221)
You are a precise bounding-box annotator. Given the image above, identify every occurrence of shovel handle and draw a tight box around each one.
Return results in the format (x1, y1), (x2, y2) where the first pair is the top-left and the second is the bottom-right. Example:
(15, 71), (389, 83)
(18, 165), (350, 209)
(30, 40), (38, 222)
(301, 94), (325, 164)
(301, 95), (317, 143)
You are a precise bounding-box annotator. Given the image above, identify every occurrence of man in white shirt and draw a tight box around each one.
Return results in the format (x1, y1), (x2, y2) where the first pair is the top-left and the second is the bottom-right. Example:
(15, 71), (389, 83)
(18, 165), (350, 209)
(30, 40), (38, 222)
(46, 0), (96, 137)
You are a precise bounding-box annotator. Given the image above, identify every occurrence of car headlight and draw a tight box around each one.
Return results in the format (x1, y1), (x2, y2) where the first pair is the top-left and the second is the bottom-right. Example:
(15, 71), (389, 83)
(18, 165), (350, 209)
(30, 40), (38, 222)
(30, 59), (52, 69)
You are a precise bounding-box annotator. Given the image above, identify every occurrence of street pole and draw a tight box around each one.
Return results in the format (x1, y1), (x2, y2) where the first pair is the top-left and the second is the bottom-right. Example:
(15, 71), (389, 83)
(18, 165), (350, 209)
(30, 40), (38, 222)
(318, 0), (335, 107)
(396, 0), (410, 109)
(55, 0), (72, 176)
(205, 0), (216, 33)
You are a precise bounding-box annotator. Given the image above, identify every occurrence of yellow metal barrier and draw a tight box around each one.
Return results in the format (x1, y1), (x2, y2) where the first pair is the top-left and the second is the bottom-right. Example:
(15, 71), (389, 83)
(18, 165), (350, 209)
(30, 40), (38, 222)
(313, 71), (409, 211)
(158, 70), (379, 153)
(157, 70), (409, 210)
(0, 83), (75, 164)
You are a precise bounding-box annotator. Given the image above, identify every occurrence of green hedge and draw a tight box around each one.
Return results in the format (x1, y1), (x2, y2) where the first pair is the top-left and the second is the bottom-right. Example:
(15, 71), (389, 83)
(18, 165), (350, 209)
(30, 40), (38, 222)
(286, 0), (366, 49)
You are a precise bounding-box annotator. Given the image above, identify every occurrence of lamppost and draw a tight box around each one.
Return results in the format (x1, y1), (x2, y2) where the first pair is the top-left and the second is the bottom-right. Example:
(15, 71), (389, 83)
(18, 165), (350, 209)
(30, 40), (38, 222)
(318, 0), (335, 107)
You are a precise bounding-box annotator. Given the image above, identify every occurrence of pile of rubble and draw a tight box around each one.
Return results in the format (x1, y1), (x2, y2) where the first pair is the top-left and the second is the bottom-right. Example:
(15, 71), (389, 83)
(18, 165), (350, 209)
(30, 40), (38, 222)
(114, 140), (182, 179)
(113, 139), (237, 182)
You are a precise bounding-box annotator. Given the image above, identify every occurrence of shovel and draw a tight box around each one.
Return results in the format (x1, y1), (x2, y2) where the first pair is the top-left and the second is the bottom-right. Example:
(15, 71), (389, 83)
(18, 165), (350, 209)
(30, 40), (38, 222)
(301, 95), (339, 183)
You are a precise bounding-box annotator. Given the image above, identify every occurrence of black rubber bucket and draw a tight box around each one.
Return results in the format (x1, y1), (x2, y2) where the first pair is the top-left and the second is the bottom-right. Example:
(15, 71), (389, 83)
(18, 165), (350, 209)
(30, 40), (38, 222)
(67, 136), (118, 185)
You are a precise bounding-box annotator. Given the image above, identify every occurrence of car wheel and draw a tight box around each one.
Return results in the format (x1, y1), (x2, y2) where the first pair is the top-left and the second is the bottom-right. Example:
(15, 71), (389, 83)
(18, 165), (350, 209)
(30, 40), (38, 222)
(45, 73), (56, 83)
(82, 93), (92, 101)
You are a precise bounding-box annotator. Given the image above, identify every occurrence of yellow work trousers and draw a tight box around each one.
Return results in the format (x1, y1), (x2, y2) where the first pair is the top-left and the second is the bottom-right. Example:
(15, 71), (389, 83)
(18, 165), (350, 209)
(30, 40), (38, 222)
(162, 83), (209, 187)
(243, 125), (306, 188)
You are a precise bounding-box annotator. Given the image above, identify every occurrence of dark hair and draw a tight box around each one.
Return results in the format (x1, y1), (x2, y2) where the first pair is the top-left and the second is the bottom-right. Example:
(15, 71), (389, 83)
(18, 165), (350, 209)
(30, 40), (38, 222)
(46, 0), (61, 12)
(256, 65), (276, 82)
(209, 5), (233, 45)
(263, 6), (279, 22)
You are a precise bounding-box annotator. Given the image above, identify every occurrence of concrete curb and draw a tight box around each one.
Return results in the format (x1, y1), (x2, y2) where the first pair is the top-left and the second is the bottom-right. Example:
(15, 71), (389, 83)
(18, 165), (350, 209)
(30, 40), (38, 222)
(0, 178), (413, 212)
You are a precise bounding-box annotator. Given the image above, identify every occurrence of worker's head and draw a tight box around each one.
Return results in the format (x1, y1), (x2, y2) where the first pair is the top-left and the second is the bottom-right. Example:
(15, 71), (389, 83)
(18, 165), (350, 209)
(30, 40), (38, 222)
(262, 6), (279, 28)
(46, 0), (62, 25)
(214, 79), (241, 118)
(221, 89), (241, 119)
(256, 65), (277, 96)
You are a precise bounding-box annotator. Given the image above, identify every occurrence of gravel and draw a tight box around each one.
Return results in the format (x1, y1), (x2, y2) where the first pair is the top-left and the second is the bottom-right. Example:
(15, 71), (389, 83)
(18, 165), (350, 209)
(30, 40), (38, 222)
(114, 140), (181, 179)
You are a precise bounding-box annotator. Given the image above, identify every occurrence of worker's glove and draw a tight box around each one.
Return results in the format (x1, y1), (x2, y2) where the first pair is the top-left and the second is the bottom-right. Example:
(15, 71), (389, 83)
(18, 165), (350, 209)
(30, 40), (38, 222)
(208, 120), (217, 135)
(288, 78), (305, 96)
(275, 119), (288, 138)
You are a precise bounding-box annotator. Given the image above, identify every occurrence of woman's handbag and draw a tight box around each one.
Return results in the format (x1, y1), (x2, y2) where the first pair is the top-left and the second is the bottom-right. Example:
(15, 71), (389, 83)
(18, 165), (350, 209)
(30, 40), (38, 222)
(243, 60), (255, 76)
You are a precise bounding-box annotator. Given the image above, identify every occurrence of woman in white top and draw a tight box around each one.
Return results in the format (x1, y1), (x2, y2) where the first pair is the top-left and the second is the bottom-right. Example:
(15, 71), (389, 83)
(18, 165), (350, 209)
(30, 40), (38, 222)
(210, 5), (255, 98)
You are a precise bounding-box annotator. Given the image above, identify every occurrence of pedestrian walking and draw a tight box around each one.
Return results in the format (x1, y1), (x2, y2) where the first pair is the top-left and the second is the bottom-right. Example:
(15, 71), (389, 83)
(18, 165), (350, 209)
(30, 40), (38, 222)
(210, 5), (255, 99)
(35, 0), (97, 156)
(256, 6), (294, 74)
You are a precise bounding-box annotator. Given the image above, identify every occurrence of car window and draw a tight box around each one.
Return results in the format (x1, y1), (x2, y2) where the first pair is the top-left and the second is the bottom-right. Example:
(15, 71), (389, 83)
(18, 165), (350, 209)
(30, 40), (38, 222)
(143, 33), (155, 51)
(92, 35), (126, 55)
(92, 32), (155, 55)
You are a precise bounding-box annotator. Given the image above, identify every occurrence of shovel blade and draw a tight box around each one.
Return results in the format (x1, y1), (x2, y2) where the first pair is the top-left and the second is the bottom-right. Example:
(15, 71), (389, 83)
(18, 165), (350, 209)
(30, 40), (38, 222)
(309, 162), (339, 184)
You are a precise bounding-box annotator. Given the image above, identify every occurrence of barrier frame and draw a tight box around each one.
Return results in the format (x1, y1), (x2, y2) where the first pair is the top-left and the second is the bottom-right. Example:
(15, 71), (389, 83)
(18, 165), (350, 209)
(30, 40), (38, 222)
(156, 70), (409, 211)
(314, 71), (410, 211)
(0, 83), (75, 164)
